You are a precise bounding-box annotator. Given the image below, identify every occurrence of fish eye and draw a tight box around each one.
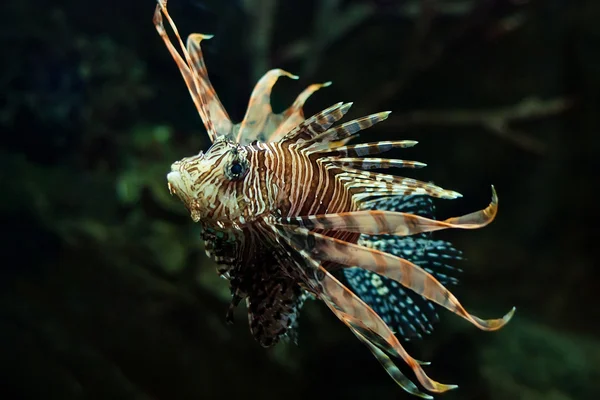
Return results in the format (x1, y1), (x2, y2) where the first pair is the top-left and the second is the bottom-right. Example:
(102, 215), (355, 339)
(231, 162), (243, 175)
(225, 159), (248, 181)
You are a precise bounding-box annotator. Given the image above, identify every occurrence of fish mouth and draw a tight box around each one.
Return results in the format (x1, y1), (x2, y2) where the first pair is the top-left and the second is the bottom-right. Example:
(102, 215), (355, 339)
(167, 171), (182, 195)
(167, 169), (199, 221)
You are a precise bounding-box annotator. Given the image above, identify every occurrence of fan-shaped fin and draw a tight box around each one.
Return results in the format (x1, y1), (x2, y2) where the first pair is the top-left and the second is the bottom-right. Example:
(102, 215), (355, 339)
(281, 102), (353, 143)
(276, 225), (515, 332)
(187, 33), (234, 137)
(266, 81), (333, 143)
(327, 157), (427, 170)
(274, 235), (458, 395)
(275, 186), (497, 235)
(350, 326), (435, 399)
(235, 72), (337, 145)
(156, 2), (336, 145)
(338, 173), (462, 200)
(344, 195), (460, 339)
(322, 140), (419, 157)
(154, 0), (231, 142)
(307, 111), (391, 147)
(235, 69), (298, 143)
(304, 256), (458, 394)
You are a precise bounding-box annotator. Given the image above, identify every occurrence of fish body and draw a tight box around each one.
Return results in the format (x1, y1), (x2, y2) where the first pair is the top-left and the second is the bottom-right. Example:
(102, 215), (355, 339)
(154, 1), (514, 397)
(167, 131), (365, 347)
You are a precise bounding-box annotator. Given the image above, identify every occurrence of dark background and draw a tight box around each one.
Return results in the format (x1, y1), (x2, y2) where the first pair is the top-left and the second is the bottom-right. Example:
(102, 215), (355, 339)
(1, 0), (598, 399)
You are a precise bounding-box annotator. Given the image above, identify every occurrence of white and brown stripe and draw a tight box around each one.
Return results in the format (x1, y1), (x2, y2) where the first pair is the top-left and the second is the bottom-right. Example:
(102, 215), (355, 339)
(156, 1), (515, 397)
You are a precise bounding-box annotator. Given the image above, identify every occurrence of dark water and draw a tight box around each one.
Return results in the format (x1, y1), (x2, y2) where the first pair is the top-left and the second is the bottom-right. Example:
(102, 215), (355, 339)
(1, 0), (598, 399)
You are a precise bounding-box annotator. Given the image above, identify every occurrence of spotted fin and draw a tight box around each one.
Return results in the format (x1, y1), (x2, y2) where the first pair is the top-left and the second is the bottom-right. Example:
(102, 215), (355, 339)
(347, 195), (462, 339)
(271, 236), (459, 396)
(276, 224), (514, 333)
(246, 276), (306, 348)
(343, 238), (463, 339)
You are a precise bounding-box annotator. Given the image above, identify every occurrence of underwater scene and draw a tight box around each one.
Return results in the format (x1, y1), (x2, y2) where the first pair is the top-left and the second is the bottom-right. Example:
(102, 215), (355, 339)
(1, 0), (598, 399)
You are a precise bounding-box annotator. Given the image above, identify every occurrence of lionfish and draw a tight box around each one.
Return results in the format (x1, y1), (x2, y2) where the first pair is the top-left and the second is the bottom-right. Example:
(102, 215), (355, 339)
(154, 1), (515, 397)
